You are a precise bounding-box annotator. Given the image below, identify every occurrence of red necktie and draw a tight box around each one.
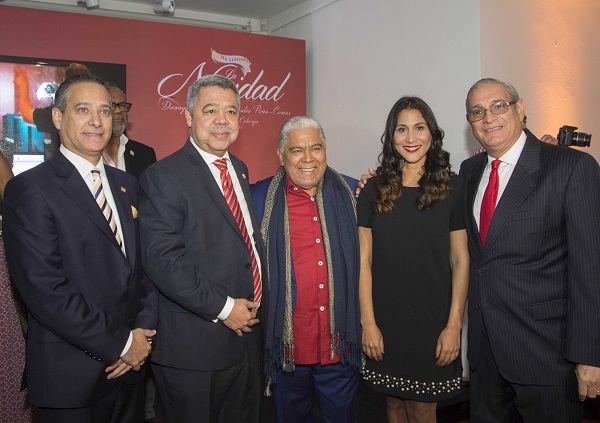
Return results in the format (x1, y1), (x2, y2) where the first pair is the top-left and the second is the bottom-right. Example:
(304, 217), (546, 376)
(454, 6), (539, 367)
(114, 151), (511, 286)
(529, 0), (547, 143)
(213, 158), (262, 305)
(479, 159), (501, 245)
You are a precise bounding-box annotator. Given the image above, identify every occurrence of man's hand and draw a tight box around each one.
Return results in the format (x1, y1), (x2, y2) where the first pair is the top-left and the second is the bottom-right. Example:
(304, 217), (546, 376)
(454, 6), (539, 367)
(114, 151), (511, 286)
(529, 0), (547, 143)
(120, 328), (156, 371)
(355, 167), (377, 197)
(575, 364), (600, 401)
(540, 134), (558, 145)
(223, 298), (259, 337)
(106, 358), (133, 380)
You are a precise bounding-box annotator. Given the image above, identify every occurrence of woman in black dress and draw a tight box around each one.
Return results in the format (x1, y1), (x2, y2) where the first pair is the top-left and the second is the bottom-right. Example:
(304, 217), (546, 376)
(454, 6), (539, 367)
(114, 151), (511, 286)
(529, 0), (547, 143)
(358, 97), (469, 423)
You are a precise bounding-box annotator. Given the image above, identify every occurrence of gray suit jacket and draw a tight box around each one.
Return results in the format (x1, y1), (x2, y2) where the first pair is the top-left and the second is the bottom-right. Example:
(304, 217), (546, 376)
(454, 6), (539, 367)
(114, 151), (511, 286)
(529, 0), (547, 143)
(460, 130), (600, 385)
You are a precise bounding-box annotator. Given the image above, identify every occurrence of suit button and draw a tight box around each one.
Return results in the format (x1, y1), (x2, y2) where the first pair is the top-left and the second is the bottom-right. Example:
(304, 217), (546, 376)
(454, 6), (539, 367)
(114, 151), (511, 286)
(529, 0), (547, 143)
(478, 267), (485, 272)
(245, 263), (251, 269)
(475, 303), (480, 309)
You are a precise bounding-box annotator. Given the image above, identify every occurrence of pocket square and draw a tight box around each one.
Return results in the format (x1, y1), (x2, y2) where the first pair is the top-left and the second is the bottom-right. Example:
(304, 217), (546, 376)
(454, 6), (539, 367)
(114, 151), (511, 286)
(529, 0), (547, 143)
(131, 205), (138, 219)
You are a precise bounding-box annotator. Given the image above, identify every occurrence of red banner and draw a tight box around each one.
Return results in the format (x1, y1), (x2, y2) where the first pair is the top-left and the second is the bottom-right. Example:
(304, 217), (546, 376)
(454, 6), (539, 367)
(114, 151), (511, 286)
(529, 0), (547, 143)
(0, 7), (306, 181)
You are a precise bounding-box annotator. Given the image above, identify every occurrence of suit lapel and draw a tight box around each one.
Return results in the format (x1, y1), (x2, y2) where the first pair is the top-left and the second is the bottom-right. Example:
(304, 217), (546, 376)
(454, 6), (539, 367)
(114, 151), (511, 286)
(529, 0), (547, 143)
(53, 153), (125, 256)
(231, 156), (264, 254)
(482, 133), (541, 252)
(183, 142), (246, 244)
(106, 169), (135, 268)
(465, 156), (486, 256)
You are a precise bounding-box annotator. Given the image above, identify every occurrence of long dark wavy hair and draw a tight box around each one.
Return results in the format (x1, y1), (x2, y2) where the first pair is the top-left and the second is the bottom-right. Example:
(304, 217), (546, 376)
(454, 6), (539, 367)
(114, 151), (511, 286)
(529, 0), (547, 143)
(374, 96), (452, 214)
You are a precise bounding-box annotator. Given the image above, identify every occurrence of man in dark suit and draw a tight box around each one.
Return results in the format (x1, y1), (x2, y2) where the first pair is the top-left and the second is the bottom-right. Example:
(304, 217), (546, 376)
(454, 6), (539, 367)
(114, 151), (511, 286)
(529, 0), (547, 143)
(103, 84), (160, 423)
(139, 74), (265, 423)
(3, 73), (157, 422)
(460, 78), (600, 422)
(104, 83), (157, 180)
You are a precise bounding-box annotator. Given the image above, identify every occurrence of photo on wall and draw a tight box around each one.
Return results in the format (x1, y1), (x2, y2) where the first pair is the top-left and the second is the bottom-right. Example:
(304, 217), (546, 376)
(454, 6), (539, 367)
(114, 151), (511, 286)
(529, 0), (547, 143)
(0, 55), (125, 175)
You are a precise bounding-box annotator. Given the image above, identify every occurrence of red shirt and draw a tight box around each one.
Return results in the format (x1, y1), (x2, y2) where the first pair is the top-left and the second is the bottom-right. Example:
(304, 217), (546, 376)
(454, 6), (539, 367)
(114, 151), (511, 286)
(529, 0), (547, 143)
(286, 177), (339, 365)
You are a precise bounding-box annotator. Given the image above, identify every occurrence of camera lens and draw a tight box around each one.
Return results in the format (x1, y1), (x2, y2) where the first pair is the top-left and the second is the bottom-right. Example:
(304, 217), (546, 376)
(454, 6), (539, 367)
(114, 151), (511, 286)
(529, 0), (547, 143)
(572, 132), (591, 147)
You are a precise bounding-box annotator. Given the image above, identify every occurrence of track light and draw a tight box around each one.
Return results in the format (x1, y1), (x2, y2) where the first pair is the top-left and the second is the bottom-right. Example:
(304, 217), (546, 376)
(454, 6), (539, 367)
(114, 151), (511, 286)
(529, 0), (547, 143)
(154, 0), (175, 15)
(77, 0), (99, 8)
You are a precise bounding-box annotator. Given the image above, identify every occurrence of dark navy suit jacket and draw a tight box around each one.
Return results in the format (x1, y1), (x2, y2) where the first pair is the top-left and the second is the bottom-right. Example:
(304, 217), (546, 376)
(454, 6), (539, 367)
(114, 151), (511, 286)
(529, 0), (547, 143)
(139, 140), (266, 371)
(460, 130), (600, 385)
(3, 151), (157, 408)
(124, 138), (157, 180)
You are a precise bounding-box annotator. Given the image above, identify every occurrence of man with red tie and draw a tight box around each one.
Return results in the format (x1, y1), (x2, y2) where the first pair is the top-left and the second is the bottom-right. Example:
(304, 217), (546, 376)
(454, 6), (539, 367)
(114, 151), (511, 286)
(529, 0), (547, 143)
(460, 78), (600, 422)
(139, 75), (265, 423)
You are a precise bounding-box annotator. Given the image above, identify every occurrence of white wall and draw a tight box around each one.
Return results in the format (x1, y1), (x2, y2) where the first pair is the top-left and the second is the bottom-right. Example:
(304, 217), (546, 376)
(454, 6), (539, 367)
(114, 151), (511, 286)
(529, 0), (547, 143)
(481, 0), (600, 162)
(272, 0), (481, 178)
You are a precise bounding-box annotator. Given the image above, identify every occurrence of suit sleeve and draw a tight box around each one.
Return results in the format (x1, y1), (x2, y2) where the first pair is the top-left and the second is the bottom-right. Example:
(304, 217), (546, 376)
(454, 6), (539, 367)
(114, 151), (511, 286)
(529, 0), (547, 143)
(139, 165), (228, 320)
(564, 154), (600, 366)
(3, 178), (130, 364)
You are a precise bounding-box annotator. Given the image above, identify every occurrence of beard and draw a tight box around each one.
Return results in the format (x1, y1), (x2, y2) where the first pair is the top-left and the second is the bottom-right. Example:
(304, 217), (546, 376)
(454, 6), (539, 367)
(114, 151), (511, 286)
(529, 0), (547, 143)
(112, 114), (128, 137)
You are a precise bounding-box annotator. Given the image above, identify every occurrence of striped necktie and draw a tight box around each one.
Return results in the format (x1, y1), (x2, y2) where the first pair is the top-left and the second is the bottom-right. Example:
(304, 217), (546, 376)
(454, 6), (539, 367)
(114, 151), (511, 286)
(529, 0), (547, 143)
(213, 158), (262, 305)
(91, 168), (125, 256)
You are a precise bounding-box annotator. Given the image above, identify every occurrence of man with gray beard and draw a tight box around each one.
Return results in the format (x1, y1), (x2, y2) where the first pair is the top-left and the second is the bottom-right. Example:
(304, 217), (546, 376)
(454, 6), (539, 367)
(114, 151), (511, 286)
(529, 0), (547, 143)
(104, 84), (157, 180)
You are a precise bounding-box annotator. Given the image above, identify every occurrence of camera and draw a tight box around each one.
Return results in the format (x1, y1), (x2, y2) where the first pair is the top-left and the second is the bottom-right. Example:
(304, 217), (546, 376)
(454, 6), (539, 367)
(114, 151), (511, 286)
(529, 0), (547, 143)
(557, 126), (592, 147)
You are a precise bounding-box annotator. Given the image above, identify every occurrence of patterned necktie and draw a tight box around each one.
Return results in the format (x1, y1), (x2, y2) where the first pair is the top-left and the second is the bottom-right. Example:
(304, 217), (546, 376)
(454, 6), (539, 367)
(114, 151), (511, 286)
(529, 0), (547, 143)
(479, 159), (501, 245)
(91, 168), (125, 256)
(213, 158), (262, 305)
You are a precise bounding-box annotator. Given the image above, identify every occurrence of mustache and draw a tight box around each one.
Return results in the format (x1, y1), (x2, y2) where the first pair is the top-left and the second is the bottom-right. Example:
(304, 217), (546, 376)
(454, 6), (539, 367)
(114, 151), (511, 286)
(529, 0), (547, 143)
(209, 126), (232, 134)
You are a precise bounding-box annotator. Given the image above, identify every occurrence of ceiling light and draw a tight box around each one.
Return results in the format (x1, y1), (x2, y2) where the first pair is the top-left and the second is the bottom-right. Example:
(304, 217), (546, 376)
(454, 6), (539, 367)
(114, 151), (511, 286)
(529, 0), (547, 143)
(154, 0), (175, 15)
(76, 0), (99, 8)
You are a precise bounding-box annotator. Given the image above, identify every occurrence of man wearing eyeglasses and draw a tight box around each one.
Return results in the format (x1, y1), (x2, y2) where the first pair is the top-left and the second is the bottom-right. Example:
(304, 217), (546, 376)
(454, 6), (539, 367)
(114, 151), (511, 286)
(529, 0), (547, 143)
(460, 78), (600, 422)
(104, 84), (157, 180)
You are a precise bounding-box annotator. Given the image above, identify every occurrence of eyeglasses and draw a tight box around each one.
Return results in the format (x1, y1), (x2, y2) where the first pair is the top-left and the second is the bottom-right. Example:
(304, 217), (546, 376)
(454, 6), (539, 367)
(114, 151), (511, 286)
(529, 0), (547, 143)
(467, 100), (518, 122)
(112, 102), (132, 112)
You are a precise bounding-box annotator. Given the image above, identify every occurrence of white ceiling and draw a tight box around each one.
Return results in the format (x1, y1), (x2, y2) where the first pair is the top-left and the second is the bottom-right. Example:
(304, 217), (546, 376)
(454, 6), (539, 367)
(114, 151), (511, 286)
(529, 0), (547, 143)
(128, 0), (307, 20)
(2, 0), (334, 32)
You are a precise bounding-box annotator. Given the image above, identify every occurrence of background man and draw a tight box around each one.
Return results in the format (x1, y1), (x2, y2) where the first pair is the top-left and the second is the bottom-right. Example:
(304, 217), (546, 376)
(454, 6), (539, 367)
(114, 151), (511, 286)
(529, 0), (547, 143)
(101, 83), (160, 423)
(460, 78), (600, 422)
(3, 73), (157, 422)
(139, 74), (265, 423)
(104, 83), (157, 180)
(251, 116), (362, 423)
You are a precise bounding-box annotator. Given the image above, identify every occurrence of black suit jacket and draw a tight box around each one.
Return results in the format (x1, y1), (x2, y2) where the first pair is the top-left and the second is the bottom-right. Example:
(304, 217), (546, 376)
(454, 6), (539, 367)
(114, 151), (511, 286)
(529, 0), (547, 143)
(124, 138), (157, 180)
(3, 151), (158, 408)
(139, 140), (266, 371)
(460, 130), (600, 385)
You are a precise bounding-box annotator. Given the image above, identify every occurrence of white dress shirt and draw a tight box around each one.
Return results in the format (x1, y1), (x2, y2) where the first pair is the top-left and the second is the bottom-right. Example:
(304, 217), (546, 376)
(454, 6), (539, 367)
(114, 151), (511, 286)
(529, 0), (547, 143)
(473, 131), (527, 230)
(60, 145), (132, 356)
(102, 134), (129, 172)
(189, 138), (262, 320)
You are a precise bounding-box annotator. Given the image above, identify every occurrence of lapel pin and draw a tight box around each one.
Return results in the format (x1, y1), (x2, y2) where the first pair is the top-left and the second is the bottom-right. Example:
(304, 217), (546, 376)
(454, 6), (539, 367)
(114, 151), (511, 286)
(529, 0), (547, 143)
(121, 187), (126, 192)
(242, 174), (247, 179)
(130, 150), (135, 156)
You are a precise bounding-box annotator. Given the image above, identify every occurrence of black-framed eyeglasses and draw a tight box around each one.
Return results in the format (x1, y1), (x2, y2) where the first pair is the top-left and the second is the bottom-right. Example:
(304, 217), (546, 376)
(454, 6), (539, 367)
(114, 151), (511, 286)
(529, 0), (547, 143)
(112, 102), (132, 112)
(467, 100), (518, 122)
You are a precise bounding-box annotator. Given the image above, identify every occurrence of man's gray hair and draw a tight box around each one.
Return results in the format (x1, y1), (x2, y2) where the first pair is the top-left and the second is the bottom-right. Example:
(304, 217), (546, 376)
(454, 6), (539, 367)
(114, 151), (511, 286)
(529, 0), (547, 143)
(278, 116), (326, 152)
(187, 75), (240, 112)
(465, 78), (520, 111)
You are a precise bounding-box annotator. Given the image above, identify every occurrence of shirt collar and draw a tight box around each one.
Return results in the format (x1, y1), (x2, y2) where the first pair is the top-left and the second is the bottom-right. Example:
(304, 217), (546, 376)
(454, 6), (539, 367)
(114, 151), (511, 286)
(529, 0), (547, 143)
(188, 137), (231, 167)
(60, 145), (105, 179)
(488, 130), (527, 166)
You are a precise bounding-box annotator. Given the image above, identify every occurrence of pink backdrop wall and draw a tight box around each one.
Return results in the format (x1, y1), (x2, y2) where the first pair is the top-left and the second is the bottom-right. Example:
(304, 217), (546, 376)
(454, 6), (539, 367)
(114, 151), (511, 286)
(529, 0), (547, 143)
(0, 6), (306, 181)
